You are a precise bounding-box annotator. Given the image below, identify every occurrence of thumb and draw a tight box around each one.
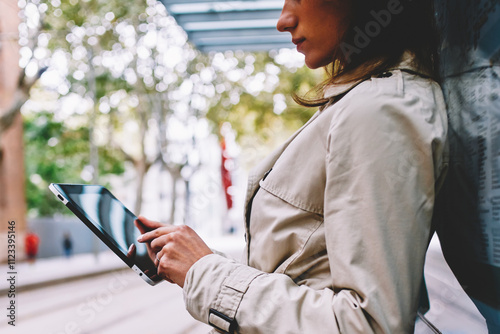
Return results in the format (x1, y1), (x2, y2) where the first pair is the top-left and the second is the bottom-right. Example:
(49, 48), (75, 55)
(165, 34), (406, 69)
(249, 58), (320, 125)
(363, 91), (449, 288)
(135, 216), (165, 232)
(127, 243), (136, 259)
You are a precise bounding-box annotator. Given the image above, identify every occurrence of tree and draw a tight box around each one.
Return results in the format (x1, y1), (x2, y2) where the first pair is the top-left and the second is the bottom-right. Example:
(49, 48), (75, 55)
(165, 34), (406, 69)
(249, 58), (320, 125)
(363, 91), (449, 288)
(22, 0), (200, 217)
(22, 0), (323, 226)
(0, 0), (47, 165)
(204, 49), (322, 169)
(23, 109), (124, 216)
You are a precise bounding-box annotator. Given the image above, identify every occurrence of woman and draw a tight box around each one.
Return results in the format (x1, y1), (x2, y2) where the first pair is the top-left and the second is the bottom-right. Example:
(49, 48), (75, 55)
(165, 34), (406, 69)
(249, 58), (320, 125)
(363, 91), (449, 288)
(137, 0), (448, 332)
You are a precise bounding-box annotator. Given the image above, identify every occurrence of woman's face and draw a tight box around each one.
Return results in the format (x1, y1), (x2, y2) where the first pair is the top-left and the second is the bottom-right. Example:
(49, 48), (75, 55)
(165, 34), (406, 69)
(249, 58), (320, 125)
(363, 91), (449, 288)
(277, 0), (350, 69)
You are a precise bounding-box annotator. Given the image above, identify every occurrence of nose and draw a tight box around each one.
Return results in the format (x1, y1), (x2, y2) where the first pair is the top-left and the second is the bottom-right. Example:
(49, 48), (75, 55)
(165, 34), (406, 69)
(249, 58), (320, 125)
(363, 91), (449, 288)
(276, 2), (297, 32)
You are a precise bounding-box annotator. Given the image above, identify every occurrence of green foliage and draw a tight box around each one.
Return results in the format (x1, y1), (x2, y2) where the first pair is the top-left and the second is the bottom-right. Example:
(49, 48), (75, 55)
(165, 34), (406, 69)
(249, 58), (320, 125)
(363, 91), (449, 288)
(204, 50), (324, 167)
(22, 0), (326, 217)
(24, 111), (125, 216)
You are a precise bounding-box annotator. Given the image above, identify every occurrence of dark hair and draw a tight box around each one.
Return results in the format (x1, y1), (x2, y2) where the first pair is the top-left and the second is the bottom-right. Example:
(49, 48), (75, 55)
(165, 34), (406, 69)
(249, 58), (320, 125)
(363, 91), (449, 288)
(295, 0), (439, 107)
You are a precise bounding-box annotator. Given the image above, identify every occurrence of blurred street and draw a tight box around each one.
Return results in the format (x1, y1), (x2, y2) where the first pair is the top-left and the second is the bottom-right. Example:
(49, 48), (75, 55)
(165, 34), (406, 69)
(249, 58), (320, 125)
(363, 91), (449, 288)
(1, 269), (210, 334)
(0, 234), (245, 334)
(0, 235), (489, 334)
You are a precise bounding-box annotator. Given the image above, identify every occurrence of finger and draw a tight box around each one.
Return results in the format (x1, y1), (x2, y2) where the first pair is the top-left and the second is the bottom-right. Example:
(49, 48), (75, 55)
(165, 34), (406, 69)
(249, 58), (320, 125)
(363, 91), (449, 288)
(155, 249), (166, 269)
(150, 234), (170, 252)
(137, 225), (176, 243)
(137, 228), (161, 243)
(136, 216), (165, 231)
(155, 252), (173, 283)
(134, 219), (149, 235)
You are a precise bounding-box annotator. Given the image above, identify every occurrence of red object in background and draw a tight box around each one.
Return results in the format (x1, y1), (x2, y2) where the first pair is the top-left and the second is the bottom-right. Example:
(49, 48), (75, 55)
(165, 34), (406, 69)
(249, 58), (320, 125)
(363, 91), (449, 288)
(221, 138), (233, 210)
(25, 232), (40, 259)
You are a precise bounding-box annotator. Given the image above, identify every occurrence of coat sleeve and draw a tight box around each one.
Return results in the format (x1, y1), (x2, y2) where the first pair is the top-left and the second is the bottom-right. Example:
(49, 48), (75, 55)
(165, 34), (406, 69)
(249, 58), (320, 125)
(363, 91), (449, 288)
(183, 78), (448, 334)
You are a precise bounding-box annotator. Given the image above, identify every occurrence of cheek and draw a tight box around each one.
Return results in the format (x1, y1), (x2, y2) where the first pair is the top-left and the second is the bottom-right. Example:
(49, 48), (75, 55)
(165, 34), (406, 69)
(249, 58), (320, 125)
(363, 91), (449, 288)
(318, 11), (349, 55)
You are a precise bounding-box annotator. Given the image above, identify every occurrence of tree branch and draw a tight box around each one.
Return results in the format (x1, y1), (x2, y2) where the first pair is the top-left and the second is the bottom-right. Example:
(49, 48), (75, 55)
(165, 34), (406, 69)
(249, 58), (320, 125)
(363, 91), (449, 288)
(0, 67), (46, 134)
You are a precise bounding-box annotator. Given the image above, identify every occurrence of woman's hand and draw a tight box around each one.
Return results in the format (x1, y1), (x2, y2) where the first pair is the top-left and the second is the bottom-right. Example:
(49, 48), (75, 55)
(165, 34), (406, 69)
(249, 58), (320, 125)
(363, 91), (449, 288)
(136, 216), (213, 288)
(134, 216), (164, 264)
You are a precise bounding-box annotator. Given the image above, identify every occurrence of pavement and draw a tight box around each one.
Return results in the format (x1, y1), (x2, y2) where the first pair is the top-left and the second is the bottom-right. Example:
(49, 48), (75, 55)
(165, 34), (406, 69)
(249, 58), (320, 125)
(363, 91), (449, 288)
(0, 251), (129, 294)
(0, 233), (246, 294)
(0, 233), (489, 333)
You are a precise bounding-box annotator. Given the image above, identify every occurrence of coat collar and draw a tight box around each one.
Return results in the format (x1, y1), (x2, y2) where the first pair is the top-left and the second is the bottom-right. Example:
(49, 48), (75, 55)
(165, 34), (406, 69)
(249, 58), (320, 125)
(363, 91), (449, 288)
(243, 51), (429, 212)
(323, 51), (429, 100)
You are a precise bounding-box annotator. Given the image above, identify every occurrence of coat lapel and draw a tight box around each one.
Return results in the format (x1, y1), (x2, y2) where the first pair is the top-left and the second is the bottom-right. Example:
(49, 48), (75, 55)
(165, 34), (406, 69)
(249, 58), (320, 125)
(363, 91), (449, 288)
(243, 109), (322, 212)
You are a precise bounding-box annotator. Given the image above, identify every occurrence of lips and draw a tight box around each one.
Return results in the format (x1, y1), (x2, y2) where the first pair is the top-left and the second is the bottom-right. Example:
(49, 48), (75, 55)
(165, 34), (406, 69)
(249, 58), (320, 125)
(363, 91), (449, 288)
(292, 37), (305, 46)
(292, 37), (306, 52)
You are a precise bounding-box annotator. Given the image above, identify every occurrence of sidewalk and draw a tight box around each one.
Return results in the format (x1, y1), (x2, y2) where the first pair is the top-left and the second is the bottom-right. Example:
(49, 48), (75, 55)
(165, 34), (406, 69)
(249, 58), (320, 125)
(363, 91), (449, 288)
(0, 234), (488, 332)
(0, 234), (246, 294)
(0, 251), (126, 294)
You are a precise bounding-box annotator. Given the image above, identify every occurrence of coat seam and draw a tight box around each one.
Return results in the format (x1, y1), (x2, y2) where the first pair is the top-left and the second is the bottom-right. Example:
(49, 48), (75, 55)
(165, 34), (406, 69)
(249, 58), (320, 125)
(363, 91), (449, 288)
(259, 180), (324, 216)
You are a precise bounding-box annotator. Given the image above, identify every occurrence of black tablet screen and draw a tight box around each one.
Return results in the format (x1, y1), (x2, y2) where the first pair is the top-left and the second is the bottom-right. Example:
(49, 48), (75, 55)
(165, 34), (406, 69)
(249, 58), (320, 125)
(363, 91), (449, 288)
(53, 184), (159, 282)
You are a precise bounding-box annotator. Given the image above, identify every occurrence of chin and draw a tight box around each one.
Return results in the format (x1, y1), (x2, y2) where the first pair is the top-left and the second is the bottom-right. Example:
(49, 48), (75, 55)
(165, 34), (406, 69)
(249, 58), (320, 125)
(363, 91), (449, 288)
(304, 55), (331, 70)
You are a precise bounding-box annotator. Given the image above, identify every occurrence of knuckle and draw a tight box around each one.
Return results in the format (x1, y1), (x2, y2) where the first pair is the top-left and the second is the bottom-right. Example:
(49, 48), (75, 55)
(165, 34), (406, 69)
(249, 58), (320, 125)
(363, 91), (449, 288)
(162, 243), (171, 252)
(154, 228), (163, 237)
(151, 239), (161, 251)
(178, 225), (191, 233)
(168, 232), (183, 245)
(164, 233), (174, 243)
(163, 242), (174, 253)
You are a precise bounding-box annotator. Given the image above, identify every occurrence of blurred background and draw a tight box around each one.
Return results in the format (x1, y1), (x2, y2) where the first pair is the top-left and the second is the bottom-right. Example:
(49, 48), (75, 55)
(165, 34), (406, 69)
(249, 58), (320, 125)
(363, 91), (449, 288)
(0, 0), (494, 333)
(0, 0), (323, 259)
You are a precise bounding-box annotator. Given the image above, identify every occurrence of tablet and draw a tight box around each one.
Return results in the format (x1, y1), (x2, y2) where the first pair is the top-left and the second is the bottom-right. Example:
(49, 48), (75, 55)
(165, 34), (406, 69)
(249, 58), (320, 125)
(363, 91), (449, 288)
(49, 183), (162, 286)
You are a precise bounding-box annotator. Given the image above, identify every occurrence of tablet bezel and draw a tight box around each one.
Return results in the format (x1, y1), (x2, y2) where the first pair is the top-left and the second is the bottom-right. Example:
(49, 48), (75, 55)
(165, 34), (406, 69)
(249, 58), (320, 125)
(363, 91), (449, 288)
(49, 183), (162, 286)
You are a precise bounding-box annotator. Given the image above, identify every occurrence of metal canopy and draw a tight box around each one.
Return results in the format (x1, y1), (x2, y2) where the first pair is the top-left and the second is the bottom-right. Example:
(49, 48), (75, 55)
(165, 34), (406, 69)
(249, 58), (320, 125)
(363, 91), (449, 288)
(160, 0), (293, 52)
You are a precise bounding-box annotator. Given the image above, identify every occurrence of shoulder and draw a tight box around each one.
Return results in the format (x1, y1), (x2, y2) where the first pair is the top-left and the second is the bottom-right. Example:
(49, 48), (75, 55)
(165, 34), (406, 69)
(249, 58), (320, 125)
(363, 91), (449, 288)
(324, 70), (446, 137)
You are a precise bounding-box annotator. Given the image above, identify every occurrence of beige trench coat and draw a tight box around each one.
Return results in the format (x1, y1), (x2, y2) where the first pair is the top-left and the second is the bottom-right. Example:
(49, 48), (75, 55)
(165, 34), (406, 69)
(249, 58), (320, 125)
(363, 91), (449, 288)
(183, 56), (449, 334)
